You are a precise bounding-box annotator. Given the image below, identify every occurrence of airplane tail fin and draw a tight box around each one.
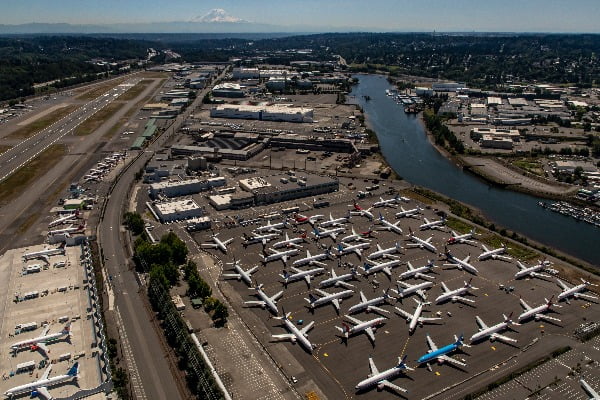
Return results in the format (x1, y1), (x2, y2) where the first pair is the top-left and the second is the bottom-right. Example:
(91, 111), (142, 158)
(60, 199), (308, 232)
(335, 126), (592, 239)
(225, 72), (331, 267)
(379, 212), (384, 221)
(398, 355), (408, 368)
(308, 294), (317, 303)
(408, 226), (413, 236)
(67, 362), (79, 377)
(457, 334), (464, 344)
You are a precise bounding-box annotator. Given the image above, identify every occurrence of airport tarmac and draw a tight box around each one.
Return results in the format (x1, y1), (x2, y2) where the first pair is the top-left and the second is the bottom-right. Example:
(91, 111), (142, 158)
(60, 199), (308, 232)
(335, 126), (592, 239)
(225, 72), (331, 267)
(0, 244), (103, 399)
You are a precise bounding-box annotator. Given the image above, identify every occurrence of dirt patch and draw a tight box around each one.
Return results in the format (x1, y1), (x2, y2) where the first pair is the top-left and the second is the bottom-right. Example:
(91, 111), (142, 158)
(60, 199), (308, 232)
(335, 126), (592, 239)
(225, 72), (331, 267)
(17, 103), (70, 126)
(75, 102), (123, 136)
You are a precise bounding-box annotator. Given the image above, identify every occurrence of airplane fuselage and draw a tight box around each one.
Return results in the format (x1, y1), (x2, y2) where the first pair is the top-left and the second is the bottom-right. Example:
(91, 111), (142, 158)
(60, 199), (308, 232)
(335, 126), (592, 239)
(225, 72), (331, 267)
(282, 319), (313, 353)
(356, 367), (403, 392)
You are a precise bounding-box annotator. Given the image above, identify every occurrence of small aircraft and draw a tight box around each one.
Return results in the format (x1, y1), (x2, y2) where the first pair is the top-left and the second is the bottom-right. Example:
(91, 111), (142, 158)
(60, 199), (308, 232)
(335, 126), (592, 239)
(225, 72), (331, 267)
(355, 356), (413, 394)
(366, 242), (403, 260)
(48, 224), (85, 237)
(447, 229), (478, 246)
(393, 280), (433, 301)
(222, 260), (259, 286)
(201, 234), (234, 253)
(469, 313), (518, 344)
(337, 242), (370, 258)
(436, 279), (478, 304)
(395, 299), (442, 334)
(292, 249), (331, 268)
(242, 231), (280, 247)
(3, 362), (79, 400)
(280, 267), (325, 287)
(272, 232), (306, 249)
(244, 283), (283, 315)
(395, 206), (422, 219)
(350, 201), (375, 220)
(417, 334), (468, 370)
(478, 244), (512, 262)
(271, 311), (315, 354)
(362, 259), (402, 278)
(514, 260), (552, 280)
(260, 247), (299, 265)
(444, 246), (479, 275)
(377, 213), (403, 235)
(398, 260), (437, 281)
(341, 227), (374, 243)
(336, 314), (387, 344)
(319, 212), (351, 228)
(406, 228), (437, 253)
(348, 290), (393, 315)
(293, 213), (324, 226)
(319, 268), (361, 289)
(11, 323), (71, 358)
(22, 243), (66, 261)
(312, 226), (346, 241)
(419, 217), (446, 231)
(48, 212), (78, 228)
(305, 288), (354, 312)
(373, 195), (400, 208)
(518, 296), (561, 323)
(580, 379), (600, 400)
(556, 278), (599, 303)
(254, 219), (288, 233)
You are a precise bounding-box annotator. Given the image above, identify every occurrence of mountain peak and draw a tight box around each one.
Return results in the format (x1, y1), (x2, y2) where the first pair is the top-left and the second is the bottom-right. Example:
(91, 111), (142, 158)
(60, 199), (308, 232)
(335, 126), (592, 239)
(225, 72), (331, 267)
(191, 9), (247, 23)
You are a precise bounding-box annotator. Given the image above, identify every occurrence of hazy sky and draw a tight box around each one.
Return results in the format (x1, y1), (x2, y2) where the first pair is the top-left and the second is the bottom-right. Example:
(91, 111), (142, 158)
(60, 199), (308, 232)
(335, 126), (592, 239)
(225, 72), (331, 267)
(2, 0), (599, 32)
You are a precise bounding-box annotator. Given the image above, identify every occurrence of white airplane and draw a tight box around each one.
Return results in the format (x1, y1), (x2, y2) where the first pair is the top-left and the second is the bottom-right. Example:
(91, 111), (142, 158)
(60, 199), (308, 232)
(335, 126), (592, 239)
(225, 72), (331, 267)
(377, 213), (403, 235)
(348, 290), (393, 315)
(271, 312), (315, 354)
(395, 299), (442, 334)
(242, 231), (280, 247)
(478, 243), (512, 261)
(362, 259), (402, 278)
(22, 244), (65, 261)
(518, 296), (561, 323)
(444, 246), (479, 275)
(447, 229), (478, 246)
(312, 226), (345, 241)
(514, 260), (552, 280)
(48, 213), (77, 228)
(244, 283), (283, 315)
(399, 260), (437, 281)
(556, 278), (599, 303)
(417, 334), (468, 370)
(280, 267), (325, 287)
(392, 280), (433, 301)
(395, 206), (422, 219)
(319, 212), (350, 228)
(336, 314), (387, 344)
(293, 213), (324, 227)
(273, 232), (306, 249)
(366, 242), (403, 260)
(406, 228), (437, 253)
(469, 313), (518, 344)
(355, 356), (413, 394)
(260, 247), (299, 265)
(11, 323), (71, 358)
(222, 260), (259, 286)
(580, 379), (600, 400)
(419, 217), (446, 231)
(436, 279), (478, 304)
(305, 288), (354, 312)
(373, 195), (400, 208)
(201, 234), (234, 253)
(337, 242), (370, 258)
(48, 224), (85, 237)
(350, 201), (375, 220)
(319, 268), (361, 289)
(341, 227), (374, 243)
(292, 249), (331, 268)
(4, 362), (79, 400)
(255, 219), (288, 233)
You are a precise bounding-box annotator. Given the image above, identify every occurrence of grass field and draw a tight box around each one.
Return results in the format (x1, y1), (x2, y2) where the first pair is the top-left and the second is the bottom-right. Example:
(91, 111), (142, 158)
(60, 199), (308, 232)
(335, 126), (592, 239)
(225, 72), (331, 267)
(118, 79), (154, 101)
(75, 76), (128, 101)
(479, 233), (538, 261)
(7, 105), (78, 140)
(75, 102), (123, 136)
(445, 216), (475, 233)
(0, 144), (66, 206)
(512, 158), (545, 177)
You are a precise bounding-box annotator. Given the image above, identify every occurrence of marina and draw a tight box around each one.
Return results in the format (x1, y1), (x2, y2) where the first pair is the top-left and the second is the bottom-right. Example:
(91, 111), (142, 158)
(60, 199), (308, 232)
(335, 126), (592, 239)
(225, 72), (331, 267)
(539, 201), (600, 228)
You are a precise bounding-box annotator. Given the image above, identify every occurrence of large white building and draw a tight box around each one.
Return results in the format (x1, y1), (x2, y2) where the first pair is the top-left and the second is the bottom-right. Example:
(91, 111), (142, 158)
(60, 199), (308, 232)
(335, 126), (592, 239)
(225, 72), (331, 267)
(232, 67), (260, 79)
(432, 82), (468, 92)
(210, 104), (313, 123)
(154, 199), (204, 222)
(149, 177), (226, 198)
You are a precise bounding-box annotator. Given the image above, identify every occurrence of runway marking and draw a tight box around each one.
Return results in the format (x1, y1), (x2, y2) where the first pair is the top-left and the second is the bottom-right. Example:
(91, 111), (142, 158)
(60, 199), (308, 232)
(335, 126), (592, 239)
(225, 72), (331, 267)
(114, 306), (148, 400)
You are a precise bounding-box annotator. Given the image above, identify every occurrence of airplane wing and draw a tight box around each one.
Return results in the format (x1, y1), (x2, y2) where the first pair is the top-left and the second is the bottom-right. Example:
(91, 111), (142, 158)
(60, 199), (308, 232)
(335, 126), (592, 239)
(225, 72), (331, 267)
(359, 292), (367, 303)
(244, 300), (266, 307)
(313, 260), (327, 267)
(417, 289), (427, 300)
(282, 254), (289, 264)
(557, 279), (570, 290)
(369, 358), (380, 375)
(337, 280), (355, 289)
(441, 282), (450, 292)
(491, 333), (517, 344)
(426, 335), (438, 351)
(222, 273), (242, 280)
(36, 387), (53, 400)
(247, 266), (260, 275)
(270, 291), (284, 302)
(383, 267), (392, 277)
(536, 313), (561, 323)
(394, 306), (413, 320)
(575, 293), (599, 301)
(304, 274), (312, 286)
(345, 315), (363, 325)
(482, 245), (489, 252)
(300, 321), (315, 335)
(40, 325), (51, 337)
(272, 333), (295, 341)
(331, 298), (341, 312)
(37, 342), (49, 357)
(439, 355), (467, 368)
(315, 288), (328, 296)
(380, 380), (408, 393)
(419, 316), (442, 323)
(201, 243), (218, 249)
(520, 299), (532, 311)
(365, 327), (375, 343)
(41, 364), (52, 380)
(453, 295), (475, 304)
(367, 305), (390, 315)
(475, 316), (488, 330)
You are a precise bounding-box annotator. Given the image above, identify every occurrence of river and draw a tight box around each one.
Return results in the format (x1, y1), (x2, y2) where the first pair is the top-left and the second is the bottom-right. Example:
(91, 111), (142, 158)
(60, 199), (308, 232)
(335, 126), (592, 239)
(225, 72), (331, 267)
(349, 74), (599, 266)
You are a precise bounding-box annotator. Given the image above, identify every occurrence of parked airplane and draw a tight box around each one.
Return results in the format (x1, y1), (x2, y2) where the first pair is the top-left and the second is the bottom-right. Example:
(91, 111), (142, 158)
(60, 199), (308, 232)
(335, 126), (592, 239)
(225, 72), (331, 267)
(22, 244), (65, 261)
(350, 201), (375, 220)
(377, 213), (403, 235)
(280, 267), (325, 287)
(337, 242), (370, 258)
(201, 234), (234, 253)
(260, 247), (299, 265)
(355, 356), (413, 394)
(373, 195), (400, 208)
(399, 260), (437, 281)
(556, 278), (599, 303)
(336, 314), (387, 344)
(406, 228), (437, 253)
(319, 268), (361, 289)
(514, 260), (552, 280)
(222, 261), (259, 286)
(469, 314), (518, 344)
(4, 362), (79, 399)
(395, 299), (442, 334)
(444, 246), (479, 275)
(417, 334), (468, 370)
(366, 242), (403, 260)
(305, 288), (353, 312)
(319, 212), (351, 228)
(48, 224), (85, 237)
(292, 249), (331, 268)
(255, 220), (288, 233)
(348, 290), (393, 315)
(419, 217), (446, 231)
(48, 213), (78, 228)
(273, 233), (306, 249)
(242, 231), (280, 247)
(11, 323), (71, 358)
(312, 226), (345, 241)
(580, 379), (600, 400)
(518, 296), (561, 323)
(271, 312), (315, 354)
(341, 227), (374, 243)
(244, 283), (283, 315)
(293, 213), (324, 226)
(478, 244), (512, 262)
(393, 280), (433, 301)
(436, 279), (478, 304)
(362, 259), (402, 278)
(395, 206), (422, 219)
(447, 229), (478, 246)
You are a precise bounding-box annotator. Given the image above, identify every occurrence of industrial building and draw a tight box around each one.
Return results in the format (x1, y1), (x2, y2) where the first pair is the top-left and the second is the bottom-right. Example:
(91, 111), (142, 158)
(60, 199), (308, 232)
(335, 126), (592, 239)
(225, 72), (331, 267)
(212, 83), (245, 98)
(149, 177), (226, 198)
(432, 82), (468, 92)
(239, 173), (339, 205)
(209, 104), (314, 123)
(153, 199), (204, 222)
(184, 216), (211, 231)
(480, 135), (513, 149)
(471, 127), (521, 140)
(232, 68), (260, 79)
